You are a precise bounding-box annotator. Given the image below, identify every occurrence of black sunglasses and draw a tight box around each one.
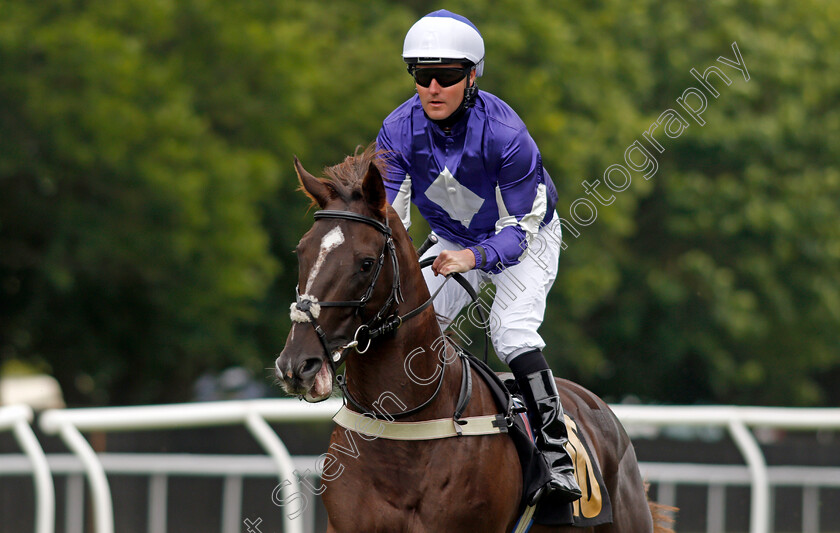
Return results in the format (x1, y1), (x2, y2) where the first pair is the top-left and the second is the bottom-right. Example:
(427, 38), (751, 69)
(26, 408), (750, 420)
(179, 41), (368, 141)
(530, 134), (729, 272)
(410, 66), (471, 88)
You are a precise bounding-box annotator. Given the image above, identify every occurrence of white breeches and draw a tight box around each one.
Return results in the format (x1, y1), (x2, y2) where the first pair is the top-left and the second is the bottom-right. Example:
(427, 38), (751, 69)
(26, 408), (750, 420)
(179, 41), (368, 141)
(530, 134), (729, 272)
(420, 215), (562, 365)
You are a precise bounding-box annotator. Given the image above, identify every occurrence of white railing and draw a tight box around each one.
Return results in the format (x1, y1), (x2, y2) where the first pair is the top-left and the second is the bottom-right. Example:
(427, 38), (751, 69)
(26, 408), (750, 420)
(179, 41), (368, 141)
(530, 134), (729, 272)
(636, 462), (840, 533)
(1, 400), (839, 533)
(0, 405), (54, 533)
(38, 399), (342, 533)
(611, 405), (840, 533)
(1, 452), (323, 533)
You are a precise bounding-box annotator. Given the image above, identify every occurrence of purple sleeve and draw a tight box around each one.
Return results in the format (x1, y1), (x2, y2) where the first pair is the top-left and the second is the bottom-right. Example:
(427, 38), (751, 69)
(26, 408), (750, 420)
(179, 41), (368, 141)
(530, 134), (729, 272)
(375, 126), (408, 205)
(469, 129), (545, 273)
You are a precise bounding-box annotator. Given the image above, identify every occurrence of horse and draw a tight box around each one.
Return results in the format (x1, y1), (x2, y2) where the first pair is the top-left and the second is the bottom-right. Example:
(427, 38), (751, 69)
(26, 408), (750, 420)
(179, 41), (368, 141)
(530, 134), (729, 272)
(275, 147), (675, 533)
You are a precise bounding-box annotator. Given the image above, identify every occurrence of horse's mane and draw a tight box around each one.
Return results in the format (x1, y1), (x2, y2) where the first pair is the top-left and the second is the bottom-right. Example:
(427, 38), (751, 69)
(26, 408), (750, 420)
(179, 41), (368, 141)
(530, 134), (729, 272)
(315, 144), (389, 207)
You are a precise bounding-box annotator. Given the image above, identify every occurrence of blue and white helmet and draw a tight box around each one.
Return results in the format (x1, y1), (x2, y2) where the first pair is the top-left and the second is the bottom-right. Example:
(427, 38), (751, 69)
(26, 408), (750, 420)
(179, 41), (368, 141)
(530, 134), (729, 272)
(402, 10), (485, 77)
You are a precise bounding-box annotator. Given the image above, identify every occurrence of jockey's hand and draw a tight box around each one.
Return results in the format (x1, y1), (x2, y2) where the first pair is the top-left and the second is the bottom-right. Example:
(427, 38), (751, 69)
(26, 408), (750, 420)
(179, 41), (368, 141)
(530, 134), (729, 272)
(432, 249), (476, 276)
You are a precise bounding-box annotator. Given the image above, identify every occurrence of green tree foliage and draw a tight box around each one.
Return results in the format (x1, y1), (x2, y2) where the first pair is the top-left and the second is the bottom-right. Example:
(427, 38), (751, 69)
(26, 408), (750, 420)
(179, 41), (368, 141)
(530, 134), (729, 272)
(0, 0), (280, 404)
(466, 0), (840, 405)
(1, 0), (837, 406)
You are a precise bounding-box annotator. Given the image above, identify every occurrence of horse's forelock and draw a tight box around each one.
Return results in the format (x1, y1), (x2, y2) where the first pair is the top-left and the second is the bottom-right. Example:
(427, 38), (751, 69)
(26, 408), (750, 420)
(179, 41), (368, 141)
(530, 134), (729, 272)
(322, 145), (389, 213)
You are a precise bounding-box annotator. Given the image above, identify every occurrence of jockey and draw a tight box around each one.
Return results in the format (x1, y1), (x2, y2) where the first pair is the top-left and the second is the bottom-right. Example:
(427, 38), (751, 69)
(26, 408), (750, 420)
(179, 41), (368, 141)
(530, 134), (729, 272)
(377, 10), (581, 503)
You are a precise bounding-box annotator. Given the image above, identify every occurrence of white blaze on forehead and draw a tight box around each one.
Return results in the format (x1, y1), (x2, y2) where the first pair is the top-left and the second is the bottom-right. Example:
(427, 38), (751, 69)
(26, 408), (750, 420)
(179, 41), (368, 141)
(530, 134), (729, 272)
(305, 226), (345, 294)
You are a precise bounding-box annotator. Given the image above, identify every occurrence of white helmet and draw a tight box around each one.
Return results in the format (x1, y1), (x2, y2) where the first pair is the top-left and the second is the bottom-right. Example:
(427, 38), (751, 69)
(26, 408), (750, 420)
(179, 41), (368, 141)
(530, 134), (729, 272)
(402, 10), (485, 77)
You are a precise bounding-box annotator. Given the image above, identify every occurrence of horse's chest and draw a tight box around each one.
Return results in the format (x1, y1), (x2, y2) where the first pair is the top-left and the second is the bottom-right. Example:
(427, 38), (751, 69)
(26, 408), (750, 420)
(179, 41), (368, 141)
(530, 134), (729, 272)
(325, 473), (494, 533)
(323, 436), (516, 532)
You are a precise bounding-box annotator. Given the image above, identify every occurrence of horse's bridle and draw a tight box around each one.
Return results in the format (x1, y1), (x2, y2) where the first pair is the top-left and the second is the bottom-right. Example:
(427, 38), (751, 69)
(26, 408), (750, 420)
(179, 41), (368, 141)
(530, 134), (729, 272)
(294, 210), (403, 358)
(291, 209), (448, 419)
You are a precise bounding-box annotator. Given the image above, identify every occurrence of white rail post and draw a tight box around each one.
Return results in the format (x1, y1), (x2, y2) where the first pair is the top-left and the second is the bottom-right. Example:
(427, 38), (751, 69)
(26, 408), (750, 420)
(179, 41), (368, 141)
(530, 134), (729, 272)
(147, 473), (168, 533)
(1, 405), (55, 533)
(245, 411), (305, 533)
(53, 421), (114, 533)
(727, 418), (769, 533)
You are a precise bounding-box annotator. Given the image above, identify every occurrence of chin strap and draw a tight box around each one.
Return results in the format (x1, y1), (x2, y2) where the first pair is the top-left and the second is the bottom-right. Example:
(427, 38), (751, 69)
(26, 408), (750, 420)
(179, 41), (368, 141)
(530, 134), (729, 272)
(463, 82), (478, 109)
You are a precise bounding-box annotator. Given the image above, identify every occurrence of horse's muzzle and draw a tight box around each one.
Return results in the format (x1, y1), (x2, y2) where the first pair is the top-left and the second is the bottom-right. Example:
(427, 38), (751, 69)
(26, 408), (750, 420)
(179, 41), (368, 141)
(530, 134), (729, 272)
(275, 352), (333, 402)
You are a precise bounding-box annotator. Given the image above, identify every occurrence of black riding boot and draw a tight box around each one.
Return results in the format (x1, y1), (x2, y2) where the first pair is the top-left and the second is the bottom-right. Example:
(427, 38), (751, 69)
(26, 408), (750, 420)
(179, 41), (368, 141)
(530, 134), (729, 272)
(510, 351), (582, 503)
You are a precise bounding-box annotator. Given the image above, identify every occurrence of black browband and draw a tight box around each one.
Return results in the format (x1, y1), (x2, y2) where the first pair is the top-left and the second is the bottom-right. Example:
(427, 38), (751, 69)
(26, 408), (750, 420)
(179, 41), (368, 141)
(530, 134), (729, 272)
(314, 209), (391, 235)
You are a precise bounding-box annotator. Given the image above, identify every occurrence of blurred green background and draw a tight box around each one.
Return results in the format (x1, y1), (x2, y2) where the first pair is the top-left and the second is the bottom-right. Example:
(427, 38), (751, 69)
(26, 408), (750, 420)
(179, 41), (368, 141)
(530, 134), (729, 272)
(1, 0), (838, 407)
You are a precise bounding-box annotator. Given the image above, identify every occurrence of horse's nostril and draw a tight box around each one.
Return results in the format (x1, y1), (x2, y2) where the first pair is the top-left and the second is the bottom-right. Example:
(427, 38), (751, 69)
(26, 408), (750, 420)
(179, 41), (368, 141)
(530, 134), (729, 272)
(299, 357), (323, 380)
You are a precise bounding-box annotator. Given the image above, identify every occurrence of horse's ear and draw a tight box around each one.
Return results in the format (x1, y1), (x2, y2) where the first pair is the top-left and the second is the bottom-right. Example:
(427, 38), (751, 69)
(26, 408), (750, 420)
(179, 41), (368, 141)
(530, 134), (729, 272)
(294, 156), (331, 208)
(361, 161), (386, 214)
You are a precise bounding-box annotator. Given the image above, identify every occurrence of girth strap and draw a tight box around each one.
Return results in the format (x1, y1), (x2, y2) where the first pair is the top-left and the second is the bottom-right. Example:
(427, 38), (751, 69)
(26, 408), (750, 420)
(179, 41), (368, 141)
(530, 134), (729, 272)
(333, 406), (509, 440)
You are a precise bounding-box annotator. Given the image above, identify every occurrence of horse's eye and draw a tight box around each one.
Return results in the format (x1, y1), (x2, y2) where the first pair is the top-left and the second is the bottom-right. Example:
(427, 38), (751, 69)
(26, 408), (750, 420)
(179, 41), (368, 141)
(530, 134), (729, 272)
(360, 258), (376, 273)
